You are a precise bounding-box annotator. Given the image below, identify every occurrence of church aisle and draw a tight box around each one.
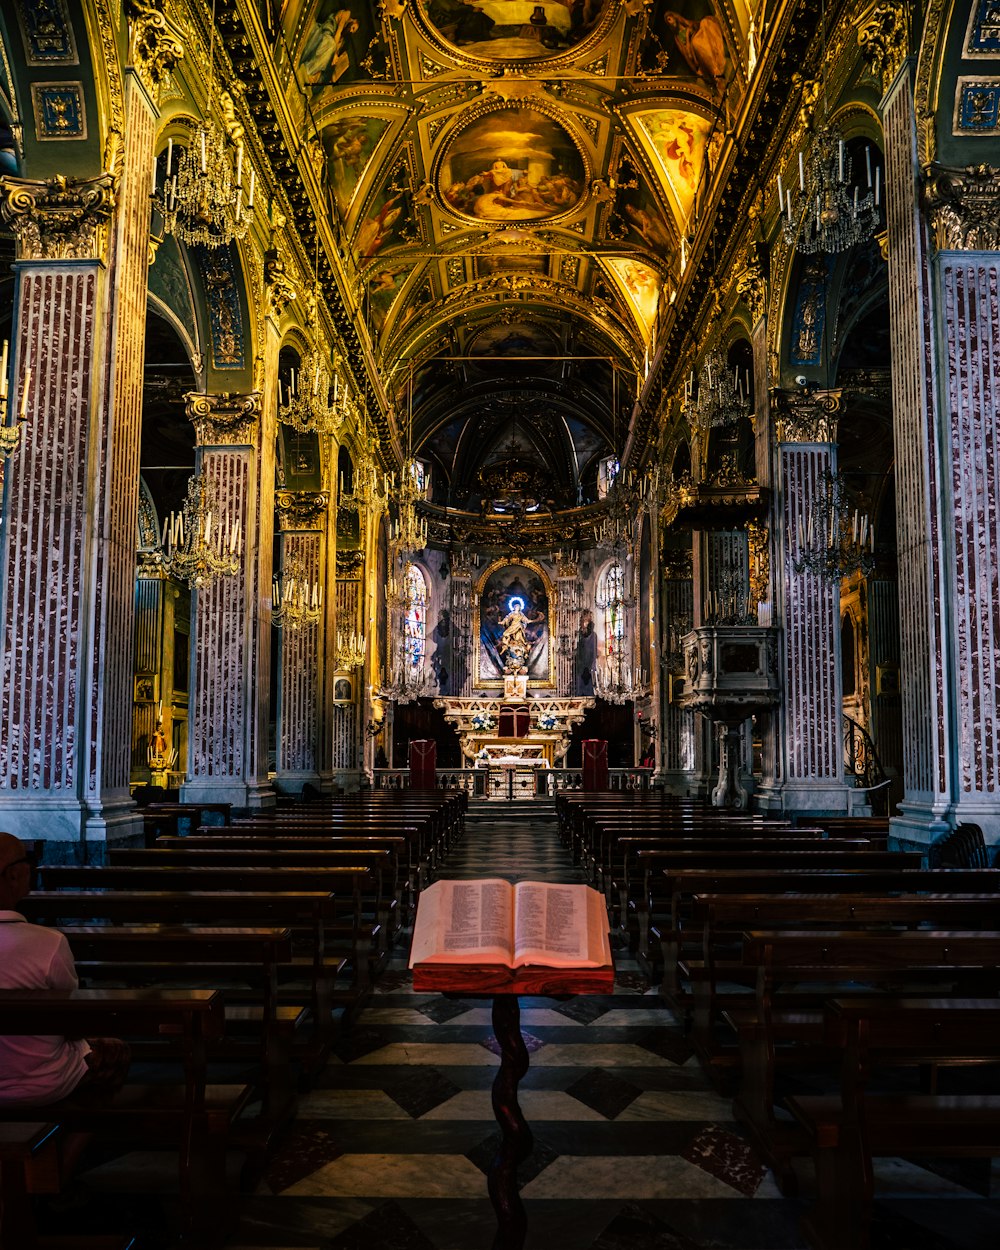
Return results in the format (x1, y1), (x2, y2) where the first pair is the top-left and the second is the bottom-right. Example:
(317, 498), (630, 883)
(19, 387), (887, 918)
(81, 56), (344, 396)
(228, 803), (998, 1250)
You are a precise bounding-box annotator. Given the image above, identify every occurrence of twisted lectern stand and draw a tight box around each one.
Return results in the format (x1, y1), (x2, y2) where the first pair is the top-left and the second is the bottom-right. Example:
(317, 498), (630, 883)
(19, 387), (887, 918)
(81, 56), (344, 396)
(412, 963), (615, 1250)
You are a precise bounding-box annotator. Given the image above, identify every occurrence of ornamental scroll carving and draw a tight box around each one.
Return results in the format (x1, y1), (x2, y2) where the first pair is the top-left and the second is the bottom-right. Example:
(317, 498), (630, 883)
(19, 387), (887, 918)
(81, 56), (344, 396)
(772, 387), (842, 444)
(857, 0), (911, 97)
(923, 164), (1000, 252)
(124, 0), (184, 99)
(186, 391), (260, 445)
(264, 247), (297, 320)
(337, 549), (365, 576)
(0, 173), (116, 261)
(735, 242), (767, 325)
(276, 490), (329, 529)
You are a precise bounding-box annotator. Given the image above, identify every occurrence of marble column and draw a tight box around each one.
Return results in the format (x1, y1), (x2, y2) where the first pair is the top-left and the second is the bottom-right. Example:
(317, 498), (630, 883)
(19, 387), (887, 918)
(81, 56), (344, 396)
(332, 549), (363, 785)
(0, 71), (160, 856)
(450, 555), (474, 696)
(180, 392), (275, 809)
(274, 490), (329, 794)
(761, 394), (851, 814)
(659, 550), (698, 790)
(555, 552), (580, 695)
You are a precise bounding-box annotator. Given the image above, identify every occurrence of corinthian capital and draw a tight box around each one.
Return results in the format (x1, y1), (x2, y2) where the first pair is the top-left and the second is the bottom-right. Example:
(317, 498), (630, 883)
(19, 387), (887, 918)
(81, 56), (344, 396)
(0, 173), (116, 262)
(125, 0), (184, 99)
(772, 387), (842, 444)
(275, 490), (330, 529)
(857, 0), (911, 97)
(186, 391), (261, 445)
(922, 163), (1000, 252)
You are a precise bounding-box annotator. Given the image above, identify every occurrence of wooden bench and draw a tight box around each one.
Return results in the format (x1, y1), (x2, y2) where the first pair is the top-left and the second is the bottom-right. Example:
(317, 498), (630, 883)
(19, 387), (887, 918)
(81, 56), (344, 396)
(787, 997), (1000, 1250)
(0, 988), (250, 1228)
(727, 929), (1000, 1192)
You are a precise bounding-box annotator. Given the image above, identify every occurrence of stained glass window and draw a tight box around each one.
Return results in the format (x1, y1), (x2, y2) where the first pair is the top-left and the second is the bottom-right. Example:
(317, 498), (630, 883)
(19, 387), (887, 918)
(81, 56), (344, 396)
(404, 563), (427, 670)
(603, 562), (626, 658)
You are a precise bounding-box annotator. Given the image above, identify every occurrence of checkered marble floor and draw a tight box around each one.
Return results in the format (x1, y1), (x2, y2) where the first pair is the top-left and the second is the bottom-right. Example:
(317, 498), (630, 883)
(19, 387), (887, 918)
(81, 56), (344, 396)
(56, 802), (1000, 1249)
(230, 803), (1000, 1250)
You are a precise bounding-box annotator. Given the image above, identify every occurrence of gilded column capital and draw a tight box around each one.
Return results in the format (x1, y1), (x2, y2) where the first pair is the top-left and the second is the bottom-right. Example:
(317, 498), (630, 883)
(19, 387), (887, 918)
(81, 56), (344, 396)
(735, 242), (767, 325)
(337, 549), (365, 577)
(857, 0), (911, 97)
(276, 489), (330, 529)
(772, 387), (842, 444)
(0, 173), (116, 262)
(125, 0), (185, 101)
(922, 163), (1000, 252)
(186, 391), (261, 444)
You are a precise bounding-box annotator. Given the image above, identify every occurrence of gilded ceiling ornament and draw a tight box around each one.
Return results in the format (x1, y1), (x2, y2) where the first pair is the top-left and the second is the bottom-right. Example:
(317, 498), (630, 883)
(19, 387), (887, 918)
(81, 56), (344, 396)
(124, 0), (184, 100)
(186, 391), (261, 445)
(276, 490), (330, 529)
(0, 172), (116, 261)
(856, 0), (910, 98)
(735, 242), (767, 325)
(922, 163), (1000, 251)
(772, 386), (842, 444)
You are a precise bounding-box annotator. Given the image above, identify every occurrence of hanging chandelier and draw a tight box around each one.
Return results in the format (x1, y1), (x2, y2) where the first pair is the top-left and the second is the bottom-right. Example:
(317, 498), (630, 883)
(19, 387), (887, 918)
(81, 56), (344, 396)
(378, 645), (428, 704)
(161, 471), (242, 589)
(389, 457), (428, 554)
(272, 554), (322, 631)
(593, 654), (647, 705)
(336, 629), (366, 670)
(683, 349), (750, 431)
(778, 124), (880, 255)
(595, 467), (640, 557)
(793, 469), (875, 580)
(278, 351), (342, 437)
(153, 125), (253, 249)
(0, 339), (30, 458)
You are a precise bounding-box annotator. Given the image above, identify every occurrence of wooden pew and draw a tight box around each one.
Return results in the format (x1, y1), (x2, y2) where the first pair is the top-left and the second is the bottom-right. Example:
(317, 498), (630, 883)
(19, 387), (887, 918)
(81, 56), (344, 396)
(787, 997), (1000, 1250)
(727, 929), (1000, 1191)
(0, 988), (249, 1228)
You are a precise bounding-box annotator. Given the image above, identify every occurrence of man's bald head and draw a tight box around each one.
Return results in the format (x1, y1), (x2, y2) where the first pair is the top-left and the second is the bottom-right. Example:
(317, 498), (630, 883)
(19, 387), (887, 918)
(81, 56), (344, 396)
(0, 832), (33, 909)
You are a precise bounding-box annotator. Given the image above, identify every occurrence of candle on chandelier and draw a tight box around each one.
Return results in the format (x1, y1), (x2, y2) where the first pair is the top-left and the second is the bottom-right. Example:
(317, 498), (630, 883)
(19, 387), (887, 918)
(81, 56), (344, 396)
(865, 146), (872, 188)
(248, 168), (255, 207)
(838, 139), (844, 182)
(313, 362), (320, 395)
(19, 368), (31, 420)
(786, 187), (793, 224)
(204, 510), (212, 543)
(1, 339), (7, 399)
(777, 172), (785, 209)
(200, 130), (207, 174)
(151, 158), (157, 196)
(874, 166), (880, 207)
(236, 145), (243, 189)
(798, 150), (805, 191)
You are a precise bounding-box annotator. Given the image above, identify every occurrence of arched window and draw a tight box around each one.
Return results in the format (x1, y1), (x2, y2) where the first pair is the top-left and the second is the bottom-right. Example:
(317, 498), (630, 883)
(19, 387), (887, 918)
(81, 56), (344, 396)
(404, 563), (427, 670)
(601, 562), (626, 658)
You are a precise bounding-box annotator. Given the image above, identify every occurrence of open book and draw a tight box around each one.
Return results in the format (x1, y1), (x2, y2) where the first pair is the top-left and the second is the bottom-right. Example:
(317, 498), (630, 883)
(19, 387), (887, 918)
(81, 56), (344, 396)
(408, 878), (612, 970)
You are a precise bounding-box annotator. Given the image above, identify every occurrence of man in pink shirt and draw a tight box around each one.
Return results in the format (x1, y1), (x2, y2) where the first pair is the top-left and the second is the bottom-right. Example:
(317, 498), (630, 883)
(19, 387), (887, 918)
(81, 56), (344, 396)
(0, 832), (129, 1106)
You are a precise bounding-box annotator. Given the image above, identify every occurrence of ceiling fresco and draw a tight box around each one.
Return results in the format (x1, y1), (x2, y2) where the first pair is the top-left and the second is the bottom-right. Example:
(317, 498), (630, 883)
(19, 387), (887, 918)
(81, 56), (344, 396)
(269, 0), (757, 510)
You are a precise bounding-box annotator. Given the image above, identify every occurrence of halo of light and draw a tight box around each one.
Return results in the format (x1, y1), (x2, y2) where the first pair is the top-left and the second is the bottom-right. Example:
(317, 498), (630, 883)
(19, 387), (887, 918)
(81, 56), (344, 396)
(508, 596), (525, 614)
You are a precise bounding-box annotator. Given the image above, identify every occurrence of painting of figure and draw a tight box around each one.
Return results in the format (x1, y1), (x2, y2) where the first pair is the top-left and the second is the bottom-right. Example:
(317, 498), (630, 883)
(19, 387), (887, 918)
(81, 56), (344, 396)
(603, 257), (662, 341)
(640, 1), (730, 100)
(478, 565), (550, 684)
(440, 108), (585, 222)
(291, 0), (383, 95)
(368, 264), (411, 333)
(422, 0), (608, 60)
(634, 108), (712, 226)
(356, 189), (405, 260)
(322, 116), (390, 215)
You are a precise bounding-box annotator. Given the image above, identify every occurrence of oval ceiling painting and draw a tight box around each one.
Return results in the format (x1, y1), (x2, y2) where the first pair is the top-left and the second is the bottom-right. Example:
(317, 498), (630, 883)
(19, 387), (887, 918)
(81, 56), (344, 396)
(439, 108), (587, 223)
(420, 0), (610, 61)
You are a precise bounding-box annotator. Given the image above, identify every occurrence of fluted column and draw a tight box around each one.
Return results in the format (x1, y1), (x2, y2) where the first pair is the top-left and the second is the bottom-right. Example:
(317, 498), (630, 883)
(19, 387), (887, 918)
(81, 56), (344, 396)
(659, 550), (697, 788)
(180, 392), (275, 808)
(274, 490), (329, 793)
(0, 67), (163, 855)
(450, 554), (474, 696)
(332, 549), (363, 783)
(765, 394), (851, 814)
(554, 551), (580, 695)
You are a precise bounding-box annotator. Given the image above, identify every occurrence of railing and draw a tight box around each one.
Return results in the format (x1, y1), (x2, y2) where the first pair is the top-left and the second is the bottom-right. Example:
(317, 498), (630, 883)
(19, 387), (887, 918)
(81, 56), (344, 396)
(843, 714), (890, 816)
(371, 767), (653, 796)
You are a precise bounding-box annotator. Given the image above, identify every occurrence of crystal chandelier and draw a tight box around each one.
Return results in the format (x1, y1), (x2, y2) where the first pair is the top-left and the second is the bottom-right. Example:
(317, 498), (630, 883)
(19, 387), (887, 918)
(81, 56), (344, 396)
(161, 471), (242, 589)
(778, 125), (880, 255)
(683, 349), (750, 431)
(595, 468), (639, 557)
(278, 351), (342, 437)
(0, 339), (30, 458)
(389, 458), (428, 554)
(153, 125), (253, 249)
(593, 654), (647, 705)
(378, 645), (428, 704)
(272, 553), (322, 630)
(336, 629), (366, 670)
(793, 469), (875, 580)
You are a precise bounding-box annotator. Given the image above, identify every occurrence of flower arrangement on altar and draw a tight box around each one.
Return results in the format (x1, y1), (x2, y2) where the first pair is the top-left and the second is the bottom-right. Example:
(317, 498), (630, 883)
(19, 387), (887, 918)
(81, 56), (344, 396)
(471, 711), (496, 731)
(537, 713), (559, 730)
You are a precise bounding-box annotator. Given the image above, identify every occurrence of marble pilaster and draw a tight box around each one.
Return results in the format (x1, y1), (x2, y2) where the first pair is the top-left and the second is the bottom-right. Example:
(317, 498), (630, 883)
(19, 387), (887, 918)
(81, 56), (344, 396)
(450, 556), (474, 697)
(181, 391), (276, 809)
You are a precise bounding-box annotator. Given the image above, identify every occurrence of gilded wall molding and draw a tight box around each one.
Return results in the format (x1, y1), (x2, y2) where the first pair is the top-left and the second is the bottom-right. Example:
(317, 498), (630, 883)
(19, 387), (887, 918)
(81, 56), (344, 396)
(125, 0), (184, 101)
(0, 172), (116, 261)
(772, 387), (842, 443)
(856, 0), (911, 98)
(276, 489), (329, 528)
(186, 391), (260, 444)
(923, 163), (1000, 251)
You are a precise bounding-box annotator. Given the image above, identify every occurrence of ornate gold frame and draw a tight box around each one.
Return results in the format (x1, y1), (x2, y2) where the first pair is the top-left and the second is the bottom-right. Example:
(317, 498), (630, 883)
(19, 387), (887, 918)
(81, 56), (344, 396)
(473, 556), (555, 690)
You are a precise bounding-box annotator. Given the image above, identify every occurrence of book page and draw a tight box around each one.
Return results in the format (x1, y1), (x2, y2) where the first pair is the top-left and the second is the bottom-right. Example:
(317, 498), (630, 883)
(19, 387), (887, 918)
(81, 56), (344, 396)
(408, 878), (513, 966)
(512, 882), (611, 968)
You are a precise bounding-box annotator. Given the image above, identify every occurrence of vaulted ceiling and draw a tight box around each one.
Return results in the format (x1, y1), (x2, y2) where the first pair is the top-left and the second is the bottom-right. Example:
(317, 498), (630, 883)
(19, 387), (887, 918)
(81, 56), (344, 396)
(270, 0), (760, 512)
